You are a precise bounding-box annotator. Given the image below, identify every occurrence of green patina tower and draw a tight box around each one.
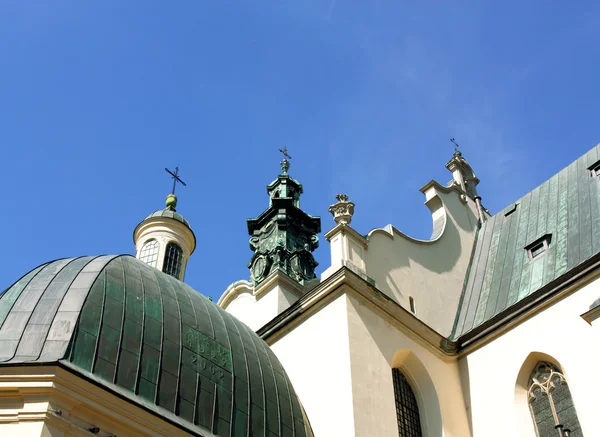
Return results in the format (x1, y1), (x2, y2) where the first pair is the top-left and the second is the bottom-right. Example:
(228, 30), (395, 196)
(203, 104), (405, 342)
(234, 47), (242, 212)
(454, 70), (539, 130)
(247, 153), (321, 286)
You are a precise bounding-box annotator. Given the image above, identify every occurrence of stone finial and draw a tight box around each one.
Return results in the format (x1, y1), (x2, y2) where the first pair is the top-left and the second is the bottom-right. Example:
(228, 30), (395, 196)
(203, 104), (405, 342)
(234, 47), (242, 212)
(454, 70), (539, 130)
(279, 147), (292, 175)
(329, 194), (355, 225)
(280, 159), (290, 175)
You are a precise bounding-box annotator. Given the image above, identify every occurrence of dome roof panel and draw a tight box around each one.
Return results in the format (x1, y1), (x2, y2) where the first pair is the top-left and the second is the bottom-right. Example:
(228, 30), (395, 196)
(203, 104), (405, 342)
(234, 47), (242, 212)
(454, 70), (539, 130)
(0, 256), (312, 437)
(144, 208), (191, 228)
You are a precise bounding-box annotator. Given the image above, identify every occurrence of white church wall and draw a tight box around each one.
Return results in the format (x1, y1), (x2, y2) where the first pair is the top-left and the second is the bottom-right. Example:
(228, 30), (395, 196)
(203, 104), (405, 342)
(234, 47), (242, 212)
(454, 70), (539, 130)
(363, 186), (479, 337)
(222, 291), (264, 331)
(269, 294), (356, 437)
(220, 275), (305, 331)
(346, 295), (472, 437)
(462, 274), (600, 437)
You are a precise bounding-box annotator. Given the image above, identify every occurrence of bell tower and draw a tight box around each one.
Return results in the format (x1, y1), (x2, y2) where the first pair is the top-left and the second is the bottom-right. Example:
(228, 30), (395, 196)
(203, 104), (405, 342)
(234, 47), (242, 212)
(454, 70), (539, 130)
(247, 150), (321, 286)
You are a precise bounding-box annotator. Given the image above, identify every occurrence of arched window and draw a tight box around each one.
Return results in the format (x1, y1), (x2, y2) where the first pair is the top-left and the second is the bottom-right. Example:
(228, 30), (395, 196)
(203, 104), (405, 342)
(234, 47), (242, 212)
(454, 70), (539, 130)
(139, 240), (159, 267)
(392, 368), (423, 437)
(528, 362), (583, 436)
(163, 242), (183, 279)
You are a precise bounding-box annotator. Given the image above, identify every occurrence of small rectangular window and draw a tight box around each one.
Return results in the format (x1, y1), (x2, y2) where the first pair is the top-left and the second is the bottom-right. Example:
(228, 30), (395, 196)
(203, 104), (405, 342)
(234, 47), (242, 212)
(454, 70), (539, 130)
(409, 296), (416, 314)
(588, 160), (600, 178)
(525, 234), (552, 260)
(530, 242), (546, 258)
(504, 204), (518, 217)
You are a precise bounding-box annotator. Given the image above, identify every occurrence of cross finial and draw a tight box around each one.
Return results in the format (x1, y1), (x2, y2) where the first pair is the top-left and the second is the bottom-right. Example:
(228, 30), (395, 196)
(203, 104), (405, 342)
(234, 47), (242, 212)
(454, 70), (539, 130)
(165, 167), (187, 195)
(450, 138), (461, 156)
(279, 147), (292, 161)
(278, 147), (292, 175)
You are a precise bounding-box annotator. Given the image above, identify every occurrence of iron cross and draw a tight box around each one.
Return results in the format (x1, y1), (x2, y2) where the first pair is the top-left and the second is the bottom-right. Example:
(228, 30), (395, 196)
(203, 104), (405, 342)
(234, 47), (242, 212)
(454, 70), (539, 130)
(450, 138), (460, 153)
(165, 167), (187, 195)
(279, 147), (292, 161)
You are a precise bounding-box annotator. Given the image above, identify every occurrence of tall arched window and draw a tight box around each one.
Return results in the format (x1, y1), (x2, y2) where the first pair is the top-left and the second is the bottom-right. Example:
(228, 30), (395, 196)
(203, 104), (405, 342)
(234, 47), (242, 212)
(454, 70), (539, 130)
(529, 361), (583, 436)
(392, 368), (423, 437)
(139, 240), (159, 267)
(163, 242), (183, 279)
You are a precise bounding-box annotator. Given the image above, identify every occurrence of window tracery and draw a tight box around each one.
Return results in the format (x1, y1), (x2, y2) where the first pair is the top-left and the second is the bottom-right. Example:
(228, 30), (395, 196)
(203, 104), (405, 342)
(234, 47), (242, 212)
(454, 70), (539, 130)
(528, 361), (582, 436)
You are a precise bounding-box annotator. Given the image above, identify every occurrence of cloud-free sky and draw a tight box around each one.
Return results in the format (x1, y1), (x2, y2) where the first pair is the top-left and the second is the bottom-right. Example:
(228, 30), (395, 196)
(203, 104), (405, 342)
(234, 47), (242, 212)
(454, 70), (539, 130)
(2, 2), (599, 299)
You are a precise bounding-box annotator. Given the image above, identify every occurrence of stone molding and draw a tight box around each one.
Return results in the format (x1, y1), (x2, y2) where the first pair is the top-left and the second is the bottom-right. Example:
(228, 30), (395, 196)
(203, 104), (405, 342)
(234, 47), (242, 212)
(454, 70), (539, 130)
(253, 269), (308, 301)
(0, 366), (193, 436)
(258, 254), (600, 360)
(217, 279), (253, 308)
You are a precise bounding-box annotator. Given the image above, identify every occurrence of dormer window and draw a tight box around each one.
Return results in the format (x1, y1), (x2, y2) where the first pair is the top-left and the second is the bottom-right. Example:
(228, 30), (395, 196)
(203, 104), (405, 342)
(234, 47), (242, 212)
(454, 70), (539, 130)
(588, 160), (600, 178)
(526, 234), (551, 260)
(504, 204), (518, 217)
(530, 242), (546, 258)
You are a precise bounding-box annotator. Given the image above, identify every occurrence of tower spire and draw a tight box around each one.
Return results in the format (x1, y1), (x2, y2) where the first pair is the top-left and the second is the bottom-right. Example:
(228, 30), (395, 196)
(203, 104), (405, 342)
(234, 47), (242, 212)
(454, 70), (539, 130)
(246, 151), (321, 286)
(279, 147), (291, 175)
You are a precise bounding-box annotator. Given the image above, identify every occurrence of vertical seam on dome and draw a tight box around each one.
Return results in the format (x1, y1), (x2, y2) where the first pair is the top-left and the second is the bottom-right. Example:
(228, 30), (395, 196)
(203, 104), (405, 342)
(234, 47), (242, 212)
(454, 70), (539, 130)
(281, 365), (298, 435)
(239, 322), (267, 436)
(112, 256), (127, 385)
(132, 259), (146, 396)
(205, 300), (235, 434)
(34, 256), (99, 362)
(263, 346), (288, 434)
(261, 344), (282, 436)
(190, 291), (216, 340)
(91, 269), (107, 373)
(178, 284), (202, 426)
(225, 313), (252, 435)
(150, 268), (166, 407)
(0, 263), (47, 331)
(166, 274), (184, 417)
(6, 257), (79, 362)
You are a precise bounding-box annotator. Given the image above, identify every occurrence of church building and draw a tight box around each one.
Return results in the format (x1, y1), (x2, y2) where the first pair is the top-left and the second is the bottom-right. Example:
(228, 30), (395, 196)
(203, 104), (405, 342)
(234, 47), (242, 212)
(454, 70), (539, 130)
(1, 144), (599, 437)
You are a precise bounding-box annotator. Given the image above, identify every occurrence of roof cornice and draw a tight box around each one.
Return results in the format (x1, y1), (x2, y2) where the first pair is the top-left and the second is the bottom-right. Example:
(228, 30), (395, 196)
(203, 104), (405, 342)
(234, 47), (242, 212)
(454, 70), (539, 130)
(258, 252), (600, 359)
(257, 266), (458, 360)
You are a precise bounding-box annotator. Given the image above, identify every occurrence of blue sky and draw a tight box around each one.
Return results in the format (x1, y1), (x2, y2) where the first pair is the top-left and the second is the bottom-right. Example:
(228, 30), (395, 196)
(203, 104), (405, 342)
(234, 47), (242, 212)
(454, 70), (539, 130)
(2, 2), (599, 299)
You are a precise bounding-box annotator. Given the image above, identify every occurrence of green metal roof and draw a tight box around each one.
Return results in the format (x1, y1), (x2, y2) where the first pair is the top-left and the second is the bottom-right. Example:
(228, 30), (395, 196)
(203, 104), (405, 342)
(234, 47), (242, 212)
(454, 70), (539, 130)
(452, 144), (600, 339)
(144, 208), (191, 228)
(0, 256), (312, 437)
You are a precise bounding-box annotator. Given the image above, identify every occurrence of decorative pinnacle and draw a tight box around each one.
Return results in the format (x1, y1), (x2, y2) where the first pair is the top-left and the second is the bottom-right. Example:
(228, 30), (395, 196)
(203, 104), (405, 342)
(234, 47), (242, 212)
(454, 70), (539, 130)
(166, 193), (178, 211)
(329, 194), (355, 225)
(279, 147), (291, 175)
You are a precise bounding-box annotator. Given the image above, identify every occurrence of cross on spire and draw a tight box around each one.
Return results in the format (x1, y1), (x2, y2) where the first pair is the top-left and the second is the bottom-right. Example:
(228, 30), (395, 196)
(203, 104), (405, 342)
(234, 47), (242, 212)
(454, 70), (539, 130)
(165, 167), (187, 195)
(450, 138), (462, 156)
(278, 147), (292, 175)
(279, 147), (292, 161)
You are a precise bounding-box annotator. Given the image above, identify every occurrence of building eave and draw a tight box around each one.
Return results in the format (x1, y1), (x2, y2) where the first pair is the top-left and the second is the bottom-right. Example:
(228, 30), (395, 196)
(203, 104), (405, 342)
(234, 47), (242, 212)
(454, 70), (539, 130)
(455, 250), (600, 356)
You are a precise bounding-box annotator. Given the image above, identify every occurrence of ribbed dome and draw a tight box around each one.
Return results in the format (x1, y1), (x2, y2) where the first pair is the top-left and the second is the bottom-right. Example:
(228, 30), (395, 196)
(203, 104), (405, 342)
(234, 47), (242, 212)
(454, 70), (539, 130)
(0, 256), (312, 437)
(143, 208), (191, 228)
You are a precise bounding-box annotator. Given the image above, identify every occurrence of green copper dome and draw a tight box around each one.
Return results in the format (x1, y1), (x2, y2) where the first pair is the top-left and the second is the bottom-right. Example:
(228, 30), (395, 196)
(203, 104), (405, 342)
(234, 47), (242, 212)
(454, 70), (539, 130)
(0, 256), (312, 437)
(143, 207), (191, 228)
